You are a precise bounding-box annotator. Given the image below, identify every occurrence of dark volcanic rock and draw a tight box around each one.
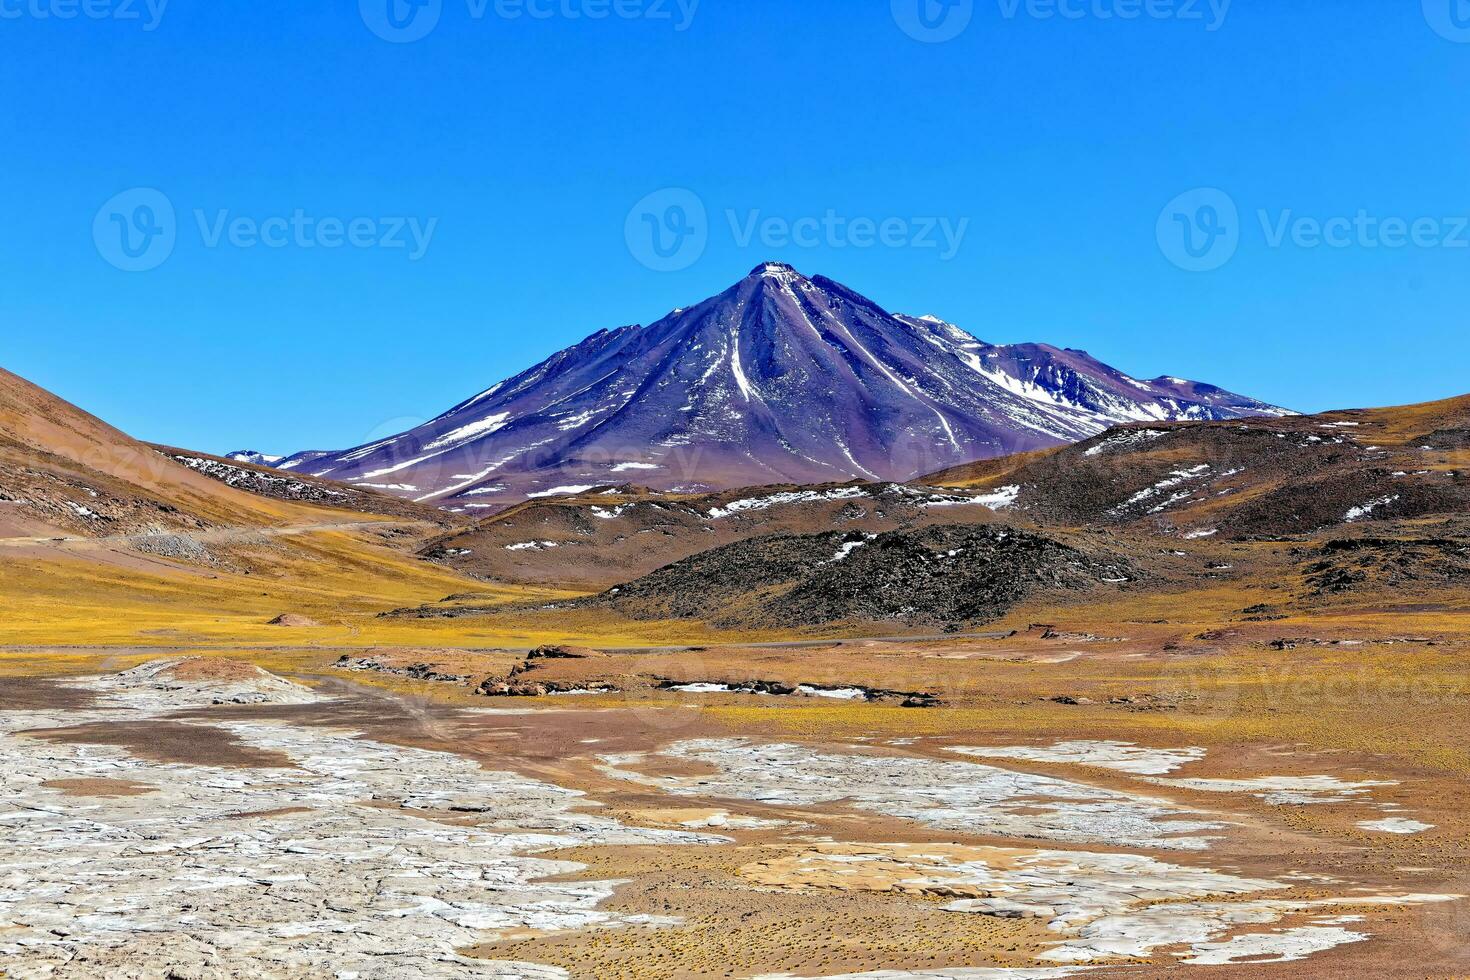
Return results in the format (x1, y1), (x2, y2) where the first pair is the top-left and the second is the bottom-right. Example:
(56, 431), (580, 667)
(1303, 536), (1470, 595)
(1222, 469), (1465, 538)
(1412, 427), (1470, 450)
(587, 523), (1132, 631)
(771, 525), (1129, 629)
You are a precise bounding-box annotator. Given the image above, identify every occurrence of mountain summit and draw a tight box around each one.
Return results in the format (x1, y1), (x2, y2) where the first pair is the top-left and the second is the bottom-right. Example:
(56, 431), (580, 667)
(270, 264), (1290, 510)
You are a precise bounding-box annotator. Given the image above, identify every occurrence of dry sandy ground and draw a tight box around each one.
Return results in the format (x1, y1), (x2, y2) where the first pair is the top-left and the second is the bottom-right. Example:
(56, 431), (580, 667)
(0, 634), (1466, 979)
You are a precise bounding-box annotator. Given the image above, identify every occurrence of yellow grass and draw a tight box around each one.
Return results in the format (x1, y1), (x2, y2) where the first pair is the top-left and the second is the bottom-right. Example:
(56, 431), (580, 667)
(0, 529), (559, 647)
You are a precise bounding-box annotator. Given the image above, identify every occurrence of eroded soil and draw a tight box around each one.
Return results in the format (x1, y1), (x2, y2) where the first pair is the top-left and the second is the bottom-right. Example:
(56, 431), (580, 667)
(2, 638), (1466, 979)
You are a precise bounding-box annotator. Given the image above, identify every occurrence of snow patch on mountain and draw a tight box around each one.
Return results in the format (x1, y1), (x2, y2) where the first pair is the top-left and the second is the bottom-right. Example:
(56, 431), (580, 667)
(225, 450), (284, 466)
(425, 412), (512, 451)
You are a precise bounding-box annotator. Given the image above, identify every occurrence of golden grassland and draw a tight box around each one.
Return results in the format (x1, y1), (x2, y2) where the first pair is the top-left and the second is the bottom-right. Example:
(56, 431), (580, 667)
(693, 650), (1470, 778)
(3, 510), (1466, 784)
(0, 530), (562, 650)
(0, 525), (795, 651)
(1354, 394), (1470, 442)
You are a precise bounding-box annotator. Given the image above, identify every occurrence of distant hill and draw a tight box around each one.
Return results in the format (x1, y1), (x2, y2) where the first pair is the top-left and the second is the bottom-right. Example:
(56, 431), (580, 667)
(924, 395), (1470, 540)
(0, 366), (448, 542)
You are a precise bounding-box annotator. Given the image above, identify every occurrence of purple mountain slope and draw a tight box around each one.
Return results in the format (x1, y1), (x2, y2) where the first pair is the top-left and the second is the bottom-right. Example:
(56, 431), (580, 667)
(266, 264), (1291, 511)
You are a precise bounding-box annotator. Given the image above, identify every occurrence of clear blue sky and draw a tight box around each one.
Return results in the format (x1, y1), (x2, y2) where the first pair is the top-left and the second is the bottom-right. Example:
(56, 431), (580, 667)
(3, 1), (1467, 455)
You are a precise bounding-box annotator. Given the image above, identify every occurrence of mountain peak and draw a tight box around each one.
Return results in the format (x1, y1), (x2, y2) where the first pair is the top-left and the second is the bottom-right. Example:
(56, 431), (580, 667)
(746, 261), (803, 282)
(268, 266), (1291, 510)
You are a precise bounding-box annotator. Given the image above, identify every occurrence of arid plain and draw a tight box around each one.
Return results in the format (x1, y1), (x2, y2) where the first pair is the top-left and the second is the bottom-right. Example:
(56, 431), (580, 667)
(2, 368), (1467, 978)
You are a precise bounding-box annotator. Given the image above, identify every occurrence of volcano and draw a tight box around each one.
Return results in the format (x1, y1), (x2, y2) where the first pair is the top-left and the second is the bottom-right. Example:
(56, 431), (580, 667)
(271, 263), (1290, 510)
